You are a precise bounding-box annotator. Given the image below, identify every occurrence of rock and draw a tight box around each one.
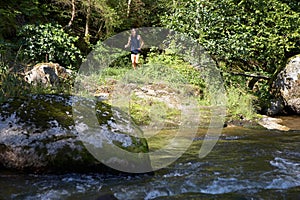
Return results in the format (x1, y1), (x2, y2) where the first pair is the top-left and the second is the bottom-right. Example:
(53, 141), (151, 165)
(0, 94), (150, 173)
(24, 62), (71, 85)
(258, 115), (290, 131)
(287, 98), (300, 114)
(275, 55), (300, 114)
(263, 98), (285, 116)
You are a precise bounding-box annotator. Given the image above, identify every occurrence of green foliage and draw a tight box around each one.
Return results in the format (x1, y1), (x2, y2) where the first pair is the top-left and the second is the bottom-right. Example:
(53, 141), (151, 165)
(18, 23), (82, 70)
(0, 39), (19, 67)
(161, 0), (300, 80)
(146, 49), (205, 89)
(98, 66), (132, 85)
(161, 0), (300, 115)
(0, 60), (74, 104)
(92, 42), (132, 69)
(226, 86), (257, 120)
(110, 0), (166, 29)
(0, 0), (43, 39)
(95, 47), (195, 84)
(0, 72), (29, 103)
(95, 0), (123, 38)
(279, 0), (300, 12)
(0, 42), (9, 73)
(0, 71), (73, 104)
(3, 0), (298, 119)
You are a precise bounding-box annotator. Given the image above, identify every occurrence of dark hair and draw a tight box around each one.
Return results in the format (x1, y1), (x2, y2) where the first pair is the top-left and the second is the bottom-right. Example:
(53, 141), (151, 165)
(131, 28), (138, 34)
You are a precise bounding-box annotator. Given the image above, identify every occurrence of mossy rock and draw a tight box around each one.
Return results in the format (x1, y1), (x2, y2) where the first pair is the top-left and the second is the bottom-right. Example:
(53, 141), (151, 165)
(0, 94), (151, 173)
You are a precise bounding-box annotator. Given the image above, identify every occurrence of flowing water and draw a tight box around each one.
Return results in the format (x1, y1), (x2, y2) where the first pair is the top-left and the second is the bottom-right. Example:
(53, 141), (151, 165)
(0, 120), (300, 199)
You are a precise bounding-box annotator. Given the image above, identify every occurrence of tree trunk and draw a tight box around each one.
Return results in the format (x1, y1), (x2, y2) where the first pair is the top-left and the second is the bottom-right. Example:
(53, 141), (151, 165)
(66, 0), (76, 28)
(85, 0), (91, 44)
(127, 0), (132, 17)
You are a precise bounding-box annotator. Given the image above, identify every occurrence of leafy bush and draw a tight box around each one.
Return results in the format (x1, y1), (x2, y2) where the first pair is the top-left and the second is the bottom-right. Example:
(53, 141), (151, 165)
(146, 49), (205, 89)
(18, 23), (82, 70)
(162, 0), (300, 81)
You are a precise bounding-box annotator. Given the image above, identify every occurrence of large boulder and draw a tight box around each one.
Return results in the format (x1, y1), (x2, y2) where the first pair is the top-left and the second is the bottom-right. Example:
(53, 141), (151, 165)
(24, 63), (71, 85)
(0, 94), (150, 173)
(275, 55), (300, 114)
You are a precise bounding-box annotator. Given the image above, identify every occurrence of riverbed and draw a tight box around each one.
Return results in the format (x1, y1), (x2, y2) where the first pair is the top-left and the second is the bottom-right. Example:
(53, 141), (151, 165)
(0, 119), (299, 199)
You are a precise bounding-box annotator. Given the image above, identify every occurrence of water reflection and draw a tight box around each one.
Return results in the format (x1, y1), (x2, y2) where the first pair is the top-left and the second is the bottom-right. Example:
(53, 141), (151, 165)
(277, 115), (300, 131)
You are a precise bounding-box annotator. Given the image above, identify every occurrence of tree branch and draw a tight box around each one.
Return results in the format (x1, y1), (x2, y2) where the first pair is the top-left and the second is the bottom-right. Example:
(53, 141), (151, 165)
(230, 72), (270, 80)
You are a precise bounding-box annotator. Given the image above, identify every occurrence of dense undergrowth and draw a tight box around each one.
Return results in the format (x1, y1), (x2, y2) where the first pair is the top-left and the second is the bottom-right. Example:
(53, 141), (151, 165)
(1, 48), (261, 125)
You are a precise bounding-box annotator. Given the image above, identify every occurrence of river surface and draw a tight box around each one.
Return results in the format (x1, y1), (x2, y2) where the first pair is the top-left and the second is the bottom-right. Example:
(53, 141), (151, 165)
(0, 121), (300, 199)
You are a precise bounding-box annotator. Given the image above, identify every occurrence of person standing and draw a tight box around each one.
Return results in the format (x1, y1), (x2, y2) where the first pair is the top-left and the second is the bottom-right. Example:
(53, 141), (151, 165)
(125, 28), (144, 69)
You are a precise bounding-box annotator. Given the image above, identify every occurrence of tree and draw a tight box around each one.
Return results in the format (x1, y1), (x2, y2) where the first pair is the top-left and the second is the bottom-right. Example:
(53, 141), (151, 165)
(161, 0), (300, 83)
(50, 0), (122, 43)
(0, 0), (45, 40)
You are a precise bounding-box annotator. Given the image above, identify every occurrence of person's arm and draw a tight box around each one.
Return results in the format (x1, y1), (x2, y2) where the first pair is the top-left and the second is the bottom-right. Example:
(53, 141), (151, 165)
(138, 35), (144, 50)
(125, 36), (131, 48)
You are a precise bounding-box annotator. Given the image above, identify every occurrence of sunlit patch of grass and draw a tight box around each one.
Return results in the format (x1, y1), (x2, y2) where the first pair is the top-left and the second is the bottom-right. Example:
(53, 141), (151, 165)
(226, 86), (258, 120)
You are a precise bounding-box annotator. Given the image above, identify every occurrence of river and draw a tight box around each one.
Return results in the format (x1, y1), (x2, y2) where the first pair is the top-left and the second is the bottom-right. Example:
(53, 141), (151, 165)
(0, 120), (299, 199)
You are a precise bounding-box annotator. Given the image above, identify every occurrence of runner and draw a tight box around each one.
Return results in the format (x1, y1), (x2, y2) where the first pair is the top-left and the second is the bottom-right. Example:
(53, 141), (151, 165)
(125, 28), (144, 69)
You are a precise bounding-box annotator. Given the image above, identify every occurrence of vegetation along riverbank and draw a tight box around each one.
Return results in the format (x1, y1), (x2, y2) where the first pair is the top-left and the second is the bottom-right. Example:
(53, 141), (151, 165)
(1, 0), (300, 127)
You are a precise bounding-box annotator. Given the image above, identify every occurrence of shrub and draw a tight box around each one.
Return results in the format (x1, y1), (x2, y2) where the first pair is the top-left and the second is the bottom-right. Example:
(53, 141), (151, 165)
(18, 23), (82, 70)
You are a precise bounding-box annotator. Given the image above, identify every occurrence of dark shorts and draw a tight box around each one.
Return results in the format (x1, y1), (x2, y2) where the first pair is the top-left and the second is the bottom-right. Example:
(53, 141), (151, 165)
(131, 49), (140, 55)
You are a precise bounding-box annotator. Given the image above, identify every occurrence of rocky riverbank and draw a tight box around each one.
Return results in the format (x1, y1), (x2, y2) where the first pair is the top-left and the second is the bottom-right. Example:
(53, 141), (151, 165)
(2, 53), (300, 173)
(0, 94), (151, 173)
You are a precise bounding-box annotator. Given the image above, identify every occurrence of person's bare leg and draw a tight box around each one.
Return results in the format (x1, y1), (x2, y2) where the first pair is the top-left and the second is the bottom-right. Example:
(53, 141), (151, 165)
(135, 54), (140, 68)
(131, 54), (136, 69)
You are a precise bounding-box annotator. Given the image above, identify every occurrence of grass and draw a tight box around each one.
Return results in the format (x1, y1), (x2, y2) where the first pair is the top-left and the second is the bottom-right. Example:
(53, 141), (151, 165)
(128, 94), (181, 127)
(98, 65), (132, 84)
(0, 51), (260, 124)
(0, 69), (73, 104)
(225, 85), (258, 120)
(93, 53), (259, 124)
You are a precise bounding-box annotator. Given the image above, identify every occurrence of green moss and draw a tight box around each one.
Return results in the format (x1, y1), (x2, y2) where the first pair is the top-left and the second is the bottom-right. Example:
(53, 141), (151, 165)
(47, 142), (98, 170)
(27, 97), (72, 129)
(95, 101), (114, 122)
(1, 94), (152, 172)
(0, 95), (75, 132)
(112, 136), (148, 153)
